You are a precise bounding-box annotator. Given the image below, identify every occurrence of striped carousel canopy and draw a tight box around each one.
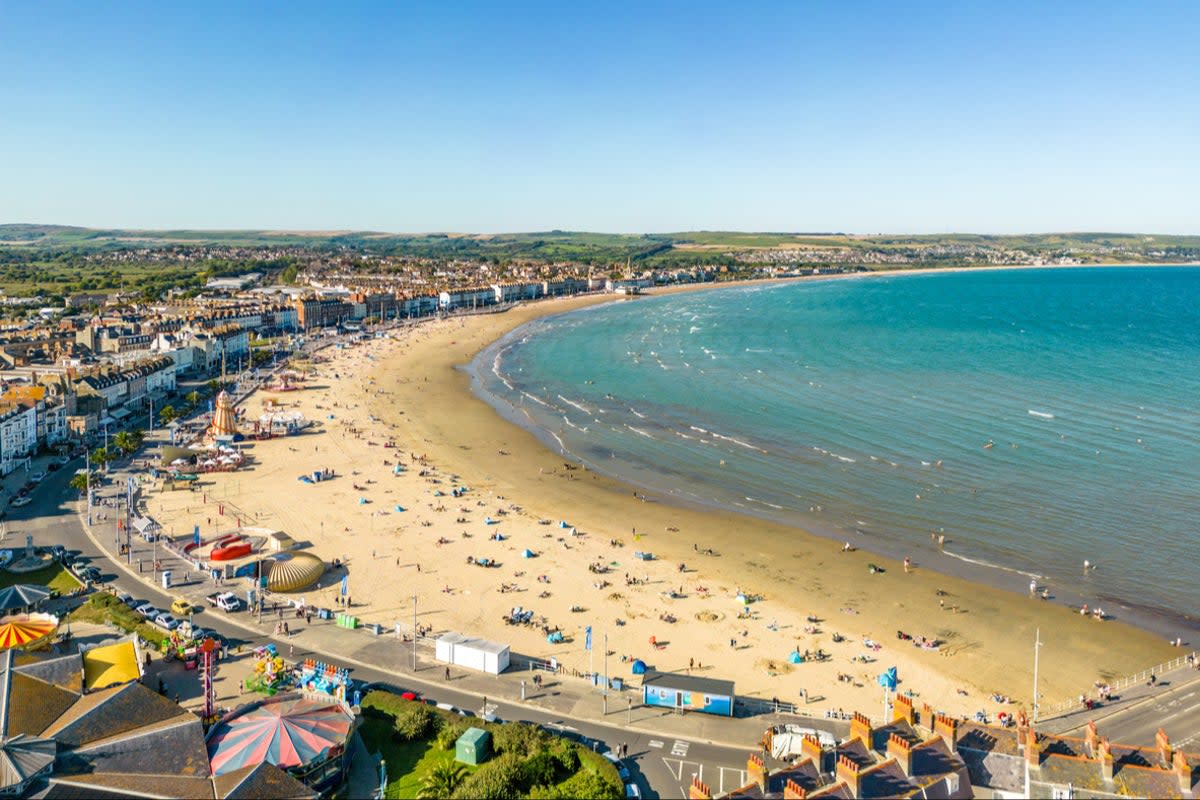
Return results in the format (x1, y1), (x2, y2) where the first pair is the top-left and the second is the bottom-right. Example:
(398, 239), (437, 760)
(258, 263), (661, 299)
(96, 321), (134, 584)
(206, 694), (353, 776)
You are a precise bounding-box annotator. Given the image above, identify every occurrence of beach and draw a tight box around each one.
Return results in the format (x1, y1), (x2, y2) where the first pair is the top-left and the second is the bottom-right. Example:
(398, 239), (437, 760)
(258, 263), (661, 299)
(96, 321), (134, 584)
(145, 281), (1180, 719)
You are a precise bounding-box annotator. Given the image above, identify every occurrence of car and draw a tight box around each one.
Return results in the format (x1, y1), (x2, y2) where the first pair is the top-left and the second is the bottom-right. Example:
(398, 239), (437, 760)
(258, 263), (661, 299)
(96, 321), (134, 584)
(154, 613), (180, 631)
(123, 596), (143, 609)
(69, 558), (90, 571)
(47, 461), (60, 472)
(58, 455), (72, 465)
(603, 751), (631, 782)
(58, 549), (81, 564)
(625, 784), (642, 799)
(134, 603), (159, 619)
(79, 567), (101, 582)
(116, 593), (133, 606)
(10, 496), (31, 508)
(51, 544), (66, 558)
(171, 598), (198, 616)
(29, 472), (45, 483)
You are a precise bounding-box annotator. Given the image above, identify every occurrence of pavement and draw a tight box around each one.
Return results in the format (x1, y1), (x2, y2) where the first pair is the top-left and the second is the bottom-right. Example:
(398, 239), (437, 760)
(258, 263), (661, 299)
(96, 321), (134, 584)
(6, 376), (835, 799)
(11, 383), (1200, 796)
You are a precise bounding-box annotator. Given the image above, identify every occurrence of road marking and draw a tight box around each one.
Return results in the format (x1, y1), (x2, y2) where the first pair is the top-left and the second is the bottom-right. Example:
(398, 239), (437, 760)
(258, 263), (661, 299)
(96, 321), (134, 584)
(662, 757), (684, 780)
(648, 739), (664, 749)
(671, 739), (691, 756)
(719, 767), (748, 795)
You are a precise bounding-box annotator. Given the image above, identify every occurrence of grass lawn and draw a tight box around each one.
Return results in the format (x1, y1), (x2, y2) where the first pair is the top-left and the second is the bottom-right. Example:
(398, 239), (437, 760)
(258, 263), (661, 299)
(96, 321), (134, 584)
(0, 563), (81, 594)
(359, 716), (476, 799)
(68, 592), (164, 646)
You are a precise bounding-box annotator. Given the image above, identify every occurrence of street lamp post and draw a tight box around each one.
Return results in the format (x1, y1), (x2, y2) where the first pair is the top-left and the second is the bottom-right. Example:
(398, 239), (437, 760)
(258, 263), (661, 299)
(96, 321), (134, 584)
(1033, 628), (1043, 722)
(411, 594), (417, 669)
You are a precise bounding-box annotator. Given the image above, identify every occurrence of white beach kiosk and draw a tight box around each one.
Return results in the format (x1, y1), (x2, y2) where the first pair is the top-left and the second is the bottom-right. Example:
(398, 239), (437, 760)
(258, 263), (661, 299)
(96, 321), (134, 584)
(435, 632), (511, 675)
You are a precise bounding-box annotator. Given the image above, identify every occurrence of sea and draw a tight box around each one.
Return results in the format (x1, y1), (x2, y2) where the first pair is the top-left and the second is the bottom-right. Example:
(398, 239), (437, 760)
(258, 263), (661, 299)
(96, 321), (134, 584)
(468, 267), (1200, 631)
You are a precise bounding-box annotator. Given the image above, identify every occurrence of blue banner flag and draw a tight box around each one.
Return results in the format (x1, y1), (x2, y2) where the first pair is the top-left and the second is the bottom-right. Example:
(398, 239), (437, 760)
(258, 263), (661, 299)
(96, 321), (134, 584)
(878, 666), (898, 691)
(585, 626), (592, 652)
(341, 574), (349, 596)
(193, 525), (200, 546)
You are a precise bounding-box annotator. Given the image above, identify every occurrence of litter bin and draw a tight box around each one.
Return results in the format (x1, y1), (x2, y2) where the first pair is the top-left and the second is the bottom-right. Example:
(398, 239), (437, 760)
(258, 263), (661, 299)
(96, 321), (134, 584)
(318, 607), (332, 620)
(370, 623), (382, 636)
(161, 570), (172, 589)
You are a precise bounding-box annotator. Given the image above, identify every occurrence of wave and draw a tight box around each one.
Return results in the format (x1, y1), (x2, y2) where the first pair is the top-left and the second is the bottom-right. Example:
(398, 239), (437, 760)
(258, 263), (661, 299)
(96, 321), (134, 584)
(626, 425), (656, 440)
(522, 392), (553, 409)
(557, 395), (592, 415)
(1028, 409), (1055, 419)
(629, 408), (647, 419)
(746, 496), (785, 510)
(710, 430), (769, 454)
(942, 549), (1041, 580)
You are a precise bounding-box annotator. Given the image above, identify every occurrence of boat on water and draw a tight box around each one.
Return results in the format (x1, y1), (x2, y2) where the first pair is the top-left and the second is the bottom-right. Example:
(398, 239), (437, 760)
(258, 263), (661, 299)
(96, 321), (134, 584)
(982, 439), (995, 450)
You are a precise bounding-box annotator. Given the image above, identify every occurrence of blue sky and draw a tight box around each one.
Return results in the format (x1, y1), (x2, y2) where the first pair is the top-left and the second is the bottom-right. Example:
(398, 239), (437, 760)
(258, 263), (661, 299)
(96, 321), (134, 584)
(1, 1), (1196, 233)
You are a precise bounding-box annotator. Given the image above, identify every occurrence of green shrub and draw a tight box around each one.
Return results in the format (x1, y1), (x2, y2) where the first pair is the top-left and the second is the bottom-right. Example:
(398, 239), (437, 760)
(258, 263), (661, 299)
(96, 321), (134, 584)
(491, 721), (549, 758)
(361, 690), (417, 722)
(437, 718), (471, 751)
(521, 750), (558, 789)
(554, 767), (624, 800)
(395, 703), (440, 741)
(548, 737), (579, 773)
(451, 752), (522, 800)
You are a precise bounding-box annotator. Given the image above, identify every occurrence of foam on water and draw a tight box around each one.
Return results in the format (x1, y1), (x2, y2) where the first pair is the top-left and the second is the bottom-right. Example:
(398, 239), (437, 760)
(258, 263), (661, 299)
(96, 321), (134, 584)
(469, 267), (1200, 623)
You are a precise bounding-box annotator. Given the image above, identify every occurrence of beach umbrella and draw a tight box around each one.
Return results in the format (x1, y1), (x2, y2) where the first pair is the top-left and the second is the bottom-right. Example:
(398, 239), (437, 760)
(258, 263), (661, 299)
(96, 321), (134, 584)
(522, 549), (535, 558)
(631, 659), (647, 675)
(736, 594), (748, 605)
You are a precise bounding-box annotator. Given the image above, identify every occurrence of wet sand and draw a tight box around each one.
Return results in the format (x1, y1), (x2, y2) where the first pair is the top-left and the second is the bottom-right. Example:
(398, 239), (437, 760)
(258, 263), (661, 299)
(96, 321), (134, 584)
(147, 277), (1181, 719)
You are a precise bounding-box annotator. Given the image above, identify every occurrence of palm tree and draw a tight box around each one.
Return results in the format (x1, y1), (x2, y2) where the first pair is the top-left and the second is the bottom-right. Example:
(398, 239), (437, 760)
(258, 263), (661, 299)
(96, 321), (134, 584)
(111, 431), (135, 455)
(185, 390), (201, 408)
(159, 405), (177, 425)
(69, 472), (89, 493)
(89, 447), (111, 466)
(417, 760), (466, 799)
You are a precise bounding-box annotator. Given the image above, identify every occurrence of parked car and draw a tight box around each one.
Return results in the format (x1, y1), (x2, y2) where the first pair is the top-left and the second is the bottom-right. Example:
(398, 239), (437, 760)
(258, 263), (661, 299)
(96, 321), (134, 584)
(69, 559), (90, 571)
(123, 596), (143, 609)
(10, 496), (31, 508)
(154, 613), (180, 631)
(205, 592), (242, 612)
(171, 598), (198, 616)
(47, 461), (61, 472)
(79, 567), (101, 582)
(29, 472), (46, 484)
(134, 603), (159, 619)
(603, 752), (631, 782)
(625, 784), (642, 800)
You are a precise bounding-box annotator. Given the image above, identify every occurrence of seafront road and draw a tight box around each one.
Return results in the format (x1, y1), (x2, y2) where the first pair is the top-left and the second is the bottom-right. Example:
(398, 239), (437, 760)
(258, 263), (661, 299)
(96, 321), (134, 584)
(9, 439), (830, 799)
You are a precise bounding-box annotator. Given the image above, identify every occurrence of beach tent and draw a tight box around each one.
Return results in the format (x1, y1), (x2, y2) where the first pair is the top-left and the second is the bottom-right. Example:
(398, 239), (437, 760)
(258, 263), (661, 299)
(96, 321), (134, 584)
(631, 659), (648, 675)
(522, 549), (535, 558)
(736, 594), (749, 605)
(358, 497), (367, 505)
(394, 505), (405, 512)
(546, 631), (564, 644)
(788, 651), (803, 664)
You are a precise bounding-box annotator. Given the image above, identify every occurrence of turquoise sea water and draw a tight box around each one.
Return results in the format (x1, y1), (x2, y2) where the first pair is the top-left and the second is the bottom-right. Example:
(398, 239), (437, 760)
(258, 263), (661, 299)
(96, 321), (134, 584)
(470, 268), (1200, 627)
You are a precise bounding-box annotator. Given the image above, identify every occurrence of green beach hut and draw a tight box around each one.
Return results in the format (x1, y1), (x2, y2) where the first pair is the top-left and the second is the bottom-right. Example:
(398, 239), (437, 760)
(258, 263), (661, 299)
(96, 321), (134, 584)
(455, 727), (491, 766)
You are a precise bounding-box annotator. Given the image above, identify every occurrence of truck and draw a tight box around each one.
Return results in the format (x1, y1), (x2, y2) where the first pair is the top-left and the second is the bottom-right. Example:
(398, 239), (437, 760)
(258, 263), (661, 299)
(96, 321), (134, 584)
(206, 591), (242, 613)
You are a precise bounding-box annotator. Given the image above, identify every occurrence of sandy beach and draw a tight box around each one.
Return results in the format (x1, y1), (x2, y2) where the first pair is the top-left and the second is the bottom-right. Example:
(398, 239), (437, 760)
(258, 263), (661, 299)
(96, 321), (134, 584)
(146, 279), (1180, 720)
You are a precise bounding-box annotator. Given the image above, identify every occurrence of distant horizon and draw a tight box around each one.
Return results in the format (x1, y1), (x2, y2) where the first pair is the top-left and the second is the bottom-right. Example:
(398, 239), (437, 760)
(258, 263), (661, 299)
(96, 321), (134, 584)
(3, 223), (1198, 238)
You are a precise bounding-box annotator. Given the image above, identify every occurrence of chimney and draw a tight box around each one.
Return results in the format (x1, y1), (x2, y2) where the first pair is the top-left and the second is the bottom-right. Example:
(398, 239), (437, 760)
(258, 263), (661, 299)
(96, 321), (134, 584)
(1024, 727), (1041, 768)
(1156, 728), (1173, 768)
(1097, 737), (1114, 782)
(887, 732), (914, 776)
(688, 776), (712, 800)
(893, 693), (915, 725)
(933, 714), (959, 753)
(850, 712), (873, 746)
(800, 734), (823, 766)
(747, 753), (766, 791)
(1085, 720), (1099, 757)
(835, 755), (862, 797)
(1173, 750), (1192, 794)
(783, 778), (808, 800)
(922, 703), (934, 729)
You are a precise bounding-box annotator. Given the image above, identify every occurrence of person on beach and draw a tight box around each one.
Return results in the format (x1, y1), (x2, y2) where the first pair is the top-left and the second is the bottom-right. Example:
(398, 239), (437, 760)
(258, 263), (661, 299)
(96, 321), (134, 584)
(903, 557), (911, 573)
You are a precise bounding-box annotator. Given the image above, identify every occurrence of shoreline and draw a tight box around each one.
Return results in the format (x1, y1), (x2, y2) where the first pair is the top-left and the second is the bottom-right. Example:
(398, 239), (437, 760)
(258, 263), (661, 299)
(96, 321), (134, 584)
(145, 264), (1186, 721)
(464, 270), (1200, 642)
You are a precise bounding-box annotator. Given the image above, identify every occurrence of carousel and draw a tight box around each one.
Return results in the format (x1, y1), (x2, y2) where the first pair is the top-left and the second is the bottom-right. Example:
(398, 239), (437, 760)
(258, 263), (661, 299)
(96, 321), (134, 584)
(0, 612), (60, 651)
